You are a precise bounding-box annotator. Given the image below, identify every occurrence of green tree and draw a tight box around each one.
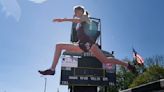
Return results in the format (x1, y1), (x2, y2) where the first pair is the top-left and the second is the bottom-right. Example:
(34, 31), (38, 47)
(130, 65), (164, 87)
(116, 66), (136, 90)
(130, 55), (164, 87)
(106, 55), (164, 91)
(116, 58), (137, 90)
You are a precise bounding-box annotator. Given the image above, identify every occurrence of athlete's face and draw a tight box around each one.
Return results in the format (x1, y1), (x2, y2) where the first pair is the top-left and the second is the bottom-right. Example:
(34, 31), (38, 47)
(74, 10), (83, 17)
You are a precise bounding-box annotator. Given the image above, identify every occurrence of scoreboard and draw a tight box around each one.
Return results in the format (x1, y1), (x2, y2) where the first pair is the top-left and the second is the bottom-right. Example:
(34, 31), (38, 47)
(60, 56), (116, 86)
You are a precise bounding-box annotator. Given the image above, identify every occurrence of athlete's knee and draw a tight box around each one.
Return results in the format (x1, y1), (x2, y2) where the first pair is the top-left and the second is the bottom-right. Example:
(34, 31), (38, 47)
(56, 44), (64, 49)
(56, 43), (71, 50)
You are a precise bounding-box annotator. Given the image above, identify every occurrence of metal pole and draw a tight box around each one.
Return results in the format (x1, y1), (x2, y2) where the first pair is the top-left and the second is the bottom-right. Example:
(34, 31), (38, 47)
(99, 19), (102, 49)
(44, 77), (47, 92)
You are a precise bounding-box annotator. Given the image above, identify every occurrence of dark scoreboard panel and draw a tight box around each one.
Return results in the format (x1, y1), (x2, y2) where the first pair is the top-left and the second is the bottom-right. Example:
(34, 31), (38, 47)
(60, 67), (115, 86)
(78, 57), (102, 68)
(68, 76), (115, 86)
(60, 57), (116, 86)
(75, 67), (104, 76)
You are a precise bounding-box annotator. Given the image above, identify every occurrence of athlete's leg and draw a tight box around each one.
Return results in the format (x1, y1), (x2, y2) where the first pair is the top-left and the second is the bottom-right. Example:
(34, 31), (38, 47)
(39, 43), (83, 75)
(90, 44), (128, 67)
(51, 43), (83, 70)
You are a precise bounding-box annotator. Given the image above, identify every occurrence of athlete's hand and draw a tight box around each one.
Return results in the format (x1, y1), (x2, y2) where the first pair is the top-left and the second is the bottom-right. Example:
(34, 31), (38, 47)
(53, 18), (64, 22)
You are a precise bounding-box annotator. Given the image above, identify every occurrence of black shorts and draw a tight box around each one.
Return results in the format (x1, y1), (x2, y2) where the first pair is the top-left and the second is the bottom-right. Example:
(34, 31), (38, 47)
(79, 41), (94, 52)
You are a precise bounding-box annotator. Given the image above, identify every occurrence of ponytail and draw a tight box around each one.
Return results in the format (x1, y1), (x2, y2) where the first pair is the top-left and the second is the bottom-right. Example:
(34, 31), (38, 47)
(85, 11), (89, 16)
(85, 10), (90, 17)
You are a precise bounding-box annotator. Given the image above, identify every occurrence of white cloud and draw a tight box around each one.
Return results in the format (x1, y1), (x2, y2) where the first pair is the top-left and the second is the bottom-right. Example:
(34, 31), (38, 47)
(29, 0), (47, 4)
(0, 0), (21, 22)
(0, 0), (47, 22)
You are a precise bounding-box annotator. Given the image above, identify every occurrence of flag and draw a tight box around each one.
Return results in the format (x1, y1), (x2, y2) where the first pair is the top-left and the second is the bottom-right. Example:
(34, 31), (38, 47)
(133, 48), (144, 65)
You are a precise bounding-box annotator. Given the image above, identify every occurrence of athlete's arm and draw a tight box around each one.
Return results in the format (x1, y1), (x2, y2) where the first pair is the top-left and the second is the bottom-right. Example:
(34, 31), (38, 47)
(53, 18), (81, 23)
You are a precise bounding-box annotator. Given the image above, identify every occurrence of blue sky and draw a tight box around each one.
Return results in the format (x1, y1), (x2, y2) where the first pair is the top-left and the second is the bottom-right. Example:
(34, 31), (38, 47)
(0, 0), (164, 92)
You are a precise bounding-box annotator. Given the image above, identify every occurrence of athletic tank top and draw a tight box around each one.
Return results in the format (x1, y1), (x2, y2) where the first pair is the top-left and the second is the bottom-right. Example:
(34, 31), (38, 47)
(77, 22), (95, 52)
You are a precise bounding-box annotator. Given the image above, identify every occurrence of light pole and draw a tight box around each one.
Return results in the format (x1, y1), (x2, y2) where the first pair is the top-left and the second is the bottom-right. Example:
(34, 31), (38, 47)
(44, 77), (47, 92)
